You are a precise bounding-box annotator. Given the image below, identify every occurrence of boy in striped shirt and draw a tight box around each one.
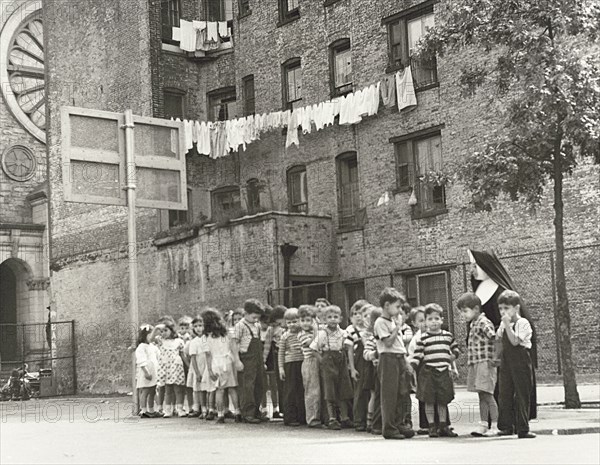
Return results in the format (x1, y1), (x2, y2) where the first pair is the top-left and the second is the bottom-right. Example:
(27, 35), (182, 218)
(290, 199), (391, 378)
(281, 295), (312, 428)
(410, 303), (459, 438)
(278, 308), (306, 426)
(297, 305), (322, 428)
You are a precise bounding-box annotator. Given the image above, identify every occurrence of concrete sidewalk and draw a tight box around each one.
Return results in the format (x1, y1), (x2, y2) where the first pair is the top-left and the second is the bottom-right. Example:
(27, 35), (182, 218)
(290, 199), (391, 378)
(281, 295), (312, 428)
(449, 384), (600, 436)
(1, 383), (598, 437)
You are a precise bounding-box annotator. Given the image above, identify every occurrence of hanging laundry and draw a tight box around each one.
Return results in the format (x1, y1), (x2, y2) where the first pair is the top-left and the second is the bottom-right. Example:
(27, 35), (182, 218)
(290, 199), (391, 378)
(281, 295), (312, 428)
(285, 111), (300, 147)
(301, 105), (313, 135)
(217, 21), (229, 37)
(377, 191), (390, 207)
(172, 27), (181, 42)
(313, 102), (324, 131)
(396, 65), (417, 111)
(369, 82), (381, 116)
(192, 21), (207, 50)
(380, 74), (396, 108)
(183, 119), (194, 151)
(179, 20), (196, 52)
(197, 121), (211, 155)
(321, 100), (336, 127)
(206, 22), (219, 43)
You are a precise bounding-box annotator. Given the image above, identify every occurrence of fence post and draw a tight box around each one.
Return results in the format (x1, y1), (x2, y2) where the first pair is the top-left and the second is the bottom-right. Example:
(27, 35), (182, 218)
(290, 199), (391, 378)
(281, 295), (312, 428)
(21, 324), (25, 369)
(549, 252), (561, 375)
(71, 320), (78, 395)
(462, 263), (468, 292)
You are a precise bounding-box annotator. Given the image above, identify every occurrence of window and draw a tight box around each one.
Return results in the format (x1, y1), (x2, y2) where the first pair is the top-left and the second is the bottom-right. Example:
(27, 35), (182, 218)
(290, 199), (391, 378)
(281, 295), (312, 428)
(239, 0), (250, 16)
(208, 87), (237, 121)
(246, 178), (261, 214)
(164, 89), (185, 119)
(330, 39), (352, 97)
(393, 128), (446, 217)
(404, 270), (452, 330)
(282, 58), (302, 110)
(278, 0), (300, 24)
(211, 186), (242, 223)
(206, 0), (233, 21)
(168, 188), (193, 227)
(345, 280), (365, 309)
(384, 1), (438, 88)
(336, 152), (360, 229)
(242, 75), (255, 116)
(287, 165), (308, 213)
(161, 0), (181, 43)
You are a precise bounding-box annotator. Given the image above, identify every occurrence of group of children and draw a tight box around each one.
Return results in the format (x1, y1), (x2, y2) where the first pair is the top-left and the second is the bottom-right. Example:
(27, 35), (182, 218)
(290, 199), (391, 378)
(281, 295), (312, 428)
(135, 287), (536, 439)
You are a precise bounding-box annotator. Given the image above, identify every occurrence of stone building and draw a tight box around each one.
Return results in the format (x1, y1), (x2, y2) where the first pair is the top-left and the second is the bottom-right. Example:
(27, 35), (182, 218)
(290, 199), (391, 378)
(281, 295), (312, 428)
(0, 0), (50, 376)
(39, 0), (600, 393)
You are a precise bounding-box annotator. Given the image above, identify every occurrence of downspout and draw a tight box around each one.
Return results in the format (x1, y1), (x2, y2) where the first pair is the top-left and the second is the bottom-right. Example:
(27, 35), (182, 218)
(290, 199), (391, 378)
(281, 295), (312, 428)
(280, 242), (298, 307)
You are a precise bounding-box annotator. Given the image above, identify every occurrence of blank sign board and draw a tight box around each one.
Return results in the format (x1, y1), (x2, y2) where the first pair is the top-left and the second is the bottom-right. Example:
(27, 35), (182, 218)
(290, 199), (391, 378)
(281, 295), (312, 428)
(60, 107), (187, 210)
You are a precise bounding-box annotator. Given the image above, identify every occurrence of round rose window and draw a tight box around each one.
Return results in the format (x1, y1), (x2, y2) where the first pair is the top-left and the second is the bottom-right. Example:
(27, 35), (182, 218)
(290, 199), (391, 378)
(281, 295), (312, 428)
(0, 2), (45, 143)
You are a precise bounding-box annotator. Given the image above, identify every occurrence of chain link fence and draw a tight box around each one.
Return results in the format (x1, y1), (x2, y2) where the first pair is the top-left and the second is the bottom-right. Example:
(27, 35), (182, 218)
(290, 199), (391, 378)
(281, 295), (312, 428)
(268, 244), (600, 382)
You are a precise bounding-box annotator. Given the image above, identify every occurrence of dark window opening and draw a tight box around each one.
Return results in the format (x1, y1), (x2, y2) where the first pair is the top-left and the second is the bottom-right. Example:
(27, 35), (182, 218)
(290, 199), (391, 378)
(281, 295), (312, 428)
(394, 131), (446, 217)
(282, 58), (302, 110)
(278, 0), (300, 24)
(330, 39), (352, 97)
(161, 0), (181, 43)
(211, 186), (242, 223)
(287, 165), (308, 213)
(246, 178), (261, 215)
(164, 89), (185, 120)
(243, 75), (255, 116)
(404, 270), (452, 330)
(208, 87), (237, 121)
(385, 2), (437, 88)
(336, 152), (360, 229)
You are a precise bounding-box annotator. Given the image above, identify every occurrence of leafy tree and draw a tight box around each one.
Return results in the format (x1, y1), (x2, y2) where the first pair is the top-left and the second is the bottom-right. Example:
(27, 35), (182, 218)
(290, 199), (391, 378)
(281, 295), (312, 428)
(418, 0), (600, 408)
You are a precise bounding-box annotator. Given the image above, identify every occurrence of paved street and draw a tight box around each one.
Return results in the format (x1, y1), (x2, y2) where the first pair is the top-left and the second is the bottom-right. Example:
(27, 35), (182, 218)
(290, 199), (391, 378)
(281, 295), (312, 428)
(1, 394), (599, 464)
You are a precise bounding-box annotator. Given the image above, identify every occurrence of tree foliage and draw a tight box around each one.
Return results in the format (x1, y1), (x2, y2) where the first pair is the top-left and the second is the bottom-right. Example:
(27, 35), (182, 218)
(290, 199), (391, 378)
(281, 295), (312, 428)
(417, 0), (600, 209)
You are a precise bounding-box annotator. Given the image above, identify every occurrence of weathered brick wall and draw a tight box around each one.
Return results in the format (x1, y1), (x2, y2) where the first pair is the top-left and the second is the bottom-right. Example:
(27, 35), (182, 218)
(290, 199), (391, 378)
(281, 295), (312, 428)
(51, 212), (332, 393)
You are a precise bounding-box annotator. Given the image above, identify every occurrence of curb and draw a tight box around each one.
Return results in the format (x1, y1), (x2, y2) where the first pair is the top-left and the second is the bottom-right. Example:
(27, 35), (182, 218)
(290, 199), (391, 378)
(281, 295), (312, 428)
(533, 427), (600, 436)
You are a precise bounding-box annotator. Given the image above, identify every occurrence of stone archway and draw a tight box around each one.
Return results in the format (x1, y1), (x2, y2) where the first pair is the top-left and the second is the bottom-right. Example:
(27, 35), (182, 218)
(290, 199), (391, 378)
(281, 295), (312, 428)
(0, 258), (33, 366)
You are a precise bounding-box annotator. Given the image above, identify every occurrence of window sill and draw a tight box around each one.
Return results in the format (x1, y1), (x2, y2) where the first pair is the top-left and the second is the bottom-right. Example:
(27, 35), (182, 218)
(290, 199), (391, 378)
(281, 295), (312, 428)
(238, 10), (252, 20)
(392, 186), (412, 195)
(324, 0), (342, 6)
(411, 208), (448, 220)
(331, 86), (353, 98)
(415, 82), (440, 92)
(277, 10), (300, 27)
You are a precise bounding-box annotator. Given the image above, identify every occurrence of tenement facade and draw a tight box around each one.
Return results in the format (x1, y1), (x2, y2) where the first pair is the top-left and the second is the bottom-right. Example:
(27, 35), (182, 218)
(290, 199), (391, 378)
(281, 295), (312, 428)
(41, 0), (599, 393)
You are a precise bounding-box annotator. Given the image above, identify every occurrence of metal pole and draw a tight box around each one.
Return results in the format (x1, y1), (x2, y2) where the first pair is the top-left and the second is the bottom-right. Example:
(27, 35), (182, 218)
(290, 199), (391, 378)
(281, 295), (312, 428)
(71, 320), (78, 395)
(123, 109), (139, 412)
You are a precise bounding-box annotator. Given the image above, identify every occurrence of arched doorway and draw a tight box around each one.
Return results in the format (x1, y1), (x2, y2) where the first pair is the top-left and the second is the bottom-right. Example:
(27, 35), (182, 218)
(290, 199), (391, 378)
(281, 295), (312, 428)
(0, 258), (32, 366)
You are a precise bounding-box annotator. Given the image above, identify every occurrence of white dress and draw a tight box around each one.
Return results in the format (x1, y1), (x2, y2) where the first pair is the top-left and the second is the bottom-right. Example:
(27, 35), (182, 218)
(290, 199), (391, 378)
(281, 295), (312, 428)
(135, 343), (159, 388)
(200, 335), (237, 391)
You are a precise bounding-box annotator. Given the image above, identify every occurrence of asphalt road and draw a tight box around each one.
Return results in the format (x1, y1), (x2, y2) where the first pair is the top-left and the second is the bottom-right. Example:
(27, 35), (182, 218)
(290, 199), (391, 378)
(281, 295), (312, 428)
(1, 399), (599, 464)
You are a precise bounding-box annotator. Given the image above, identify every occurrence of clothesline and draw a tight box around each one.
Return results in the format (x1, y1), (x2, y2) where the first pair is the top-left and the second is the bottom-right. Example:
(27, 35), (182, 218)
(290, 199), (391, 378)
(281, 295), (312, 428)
(176, 65), (418, 160)
(173, 21), (231, 53)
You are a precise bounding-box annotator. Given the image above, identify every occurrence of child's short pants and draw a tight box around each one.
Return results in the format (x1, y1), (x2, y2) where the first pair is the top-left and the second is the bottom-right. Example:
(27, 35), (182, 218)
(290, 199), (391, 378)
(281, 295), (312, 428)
(467, 361), (497, 394)
(416, 365), (454, 405)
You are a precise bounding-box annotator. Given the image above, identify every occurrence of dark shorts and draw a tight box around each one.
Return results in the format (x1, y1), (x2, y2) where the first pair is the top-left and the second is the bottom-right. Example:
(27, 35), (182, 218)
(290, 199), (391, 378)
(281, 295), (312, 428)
(416, 365), (455, 405)
(265, 343), (277, 372)
(320, 351), (353, 401)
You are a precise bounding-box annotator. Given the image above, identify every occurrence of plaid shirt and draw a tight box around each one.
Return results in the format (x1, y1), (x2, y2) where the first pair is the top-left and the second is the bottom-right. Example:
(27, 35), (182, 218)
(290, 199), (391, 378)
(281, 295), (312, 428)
(467, 313), (496, 365)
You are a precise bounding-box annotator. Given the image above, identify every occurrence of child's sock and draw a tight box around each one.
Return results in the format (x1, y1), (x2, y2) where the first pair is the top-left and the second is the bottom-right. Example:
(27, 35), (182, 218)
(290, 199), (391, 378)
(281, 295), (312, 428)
(234, 407), (240, 415)
(201, 406), (208, 415)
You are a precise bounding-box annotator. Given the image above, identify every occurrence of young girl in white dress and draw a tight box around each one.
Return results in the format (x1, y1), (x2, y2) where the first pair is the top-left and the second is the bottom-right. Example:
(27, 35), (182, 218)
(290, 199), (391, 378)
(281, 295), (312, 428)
(201, 309), (242, 423)
(135, 324), (161, 418)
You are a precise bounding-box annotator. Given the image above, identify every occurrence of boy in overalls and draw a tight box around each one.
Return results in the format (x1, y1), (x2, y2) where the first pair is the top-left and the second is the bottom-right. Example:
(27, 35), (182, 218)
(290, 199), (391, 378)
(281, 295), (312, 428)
(233, 299), (268, 424)
(310, 305), (354, 430)
(496, 290), (536, 439)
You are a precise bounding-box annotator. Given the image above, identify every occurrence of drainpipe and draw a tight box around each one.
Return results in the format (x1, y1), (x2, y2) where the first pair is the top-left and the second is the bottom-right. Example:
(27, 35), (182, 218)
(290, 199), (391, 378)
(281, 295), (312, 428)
(280, 243), (298, 307)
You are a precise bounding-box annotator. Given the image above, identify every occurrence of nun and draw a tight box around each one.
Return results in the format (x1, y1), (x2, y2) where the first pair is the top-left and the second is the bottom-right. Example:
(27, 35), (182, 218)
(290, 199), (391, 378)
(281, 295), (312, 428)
(468, 249), (537, 423)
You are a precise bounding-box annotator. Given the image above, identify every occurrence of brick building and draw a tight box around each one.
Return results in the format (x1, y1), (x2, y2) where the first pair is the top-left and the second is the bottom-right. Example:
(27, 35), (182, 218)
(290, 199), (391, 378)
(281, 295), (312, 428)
(0, 0), (50, 376)
(40, 0), (599, 393)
